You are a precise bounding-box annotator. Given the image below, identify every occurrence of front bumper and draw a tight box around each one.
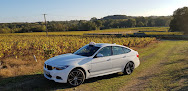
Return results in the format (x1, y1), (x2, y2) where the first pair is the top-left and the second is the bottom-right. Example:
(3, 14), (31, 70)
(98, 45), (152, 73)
(43, 67), (71, 83)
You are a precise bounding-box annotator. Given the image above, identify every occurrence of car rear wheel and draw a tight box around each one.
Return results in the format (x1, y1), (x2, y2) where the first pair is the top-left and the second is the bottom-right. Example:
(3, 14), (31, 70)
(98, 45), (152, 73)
(67, 69), (85, 86)
(123, 62), (134, 75)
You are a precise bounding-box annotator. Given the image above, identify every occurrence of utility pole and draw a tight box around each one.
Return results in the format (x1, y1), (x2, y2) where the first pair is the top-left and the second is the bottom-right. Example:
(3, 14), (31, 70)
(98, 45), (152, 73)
(43, 14), (48, 37)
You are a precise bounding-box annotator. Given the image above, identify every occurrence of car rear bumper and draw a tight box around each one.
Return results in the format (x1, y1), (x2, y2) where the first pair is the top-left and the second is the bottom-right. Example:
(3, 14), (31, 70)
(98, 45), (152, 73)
(134, 57), (140, 68)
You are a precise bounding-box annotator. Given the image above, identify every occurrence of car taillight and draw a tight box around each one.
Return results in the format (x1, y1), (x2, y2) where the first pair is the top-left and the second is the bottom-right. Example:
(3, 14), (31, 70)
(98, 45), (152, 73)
(137, 54), (139, 57)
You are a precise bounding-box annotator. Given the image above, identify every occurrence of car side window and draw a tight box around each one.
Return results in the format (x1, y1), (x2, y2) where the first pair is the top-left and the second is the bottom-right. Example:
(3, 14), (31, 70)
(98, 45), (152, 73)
(97, 46), (112, 57)
(122, 47), (131, 53)
(112, 46), (124, 55)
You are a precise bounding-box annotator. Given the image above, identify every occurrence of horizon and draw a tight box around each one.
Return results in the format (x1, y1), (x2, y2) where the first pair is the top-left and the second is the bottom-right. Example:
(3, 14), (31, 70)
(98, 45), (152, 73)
(0, 0), (188, 23)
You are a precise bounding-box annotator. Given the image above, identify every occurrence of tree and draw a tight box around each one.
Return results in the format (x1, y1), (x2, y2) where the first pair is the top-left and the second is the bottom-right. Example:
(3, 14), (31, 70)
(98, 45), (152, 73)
(148, 19), (155, 27)
(135, 17), (148, 26)
(169, 7), (188, 34)
(137, 22), (144, 27)
(127, 19), (136, 27)
(94, 20), (103, 30)
(0, 15), (172, 33)
(90, 17), (98, 21)
(0, 27), (11, 33)
(101, 15), (128, 20)
(78, 21), (96, 30)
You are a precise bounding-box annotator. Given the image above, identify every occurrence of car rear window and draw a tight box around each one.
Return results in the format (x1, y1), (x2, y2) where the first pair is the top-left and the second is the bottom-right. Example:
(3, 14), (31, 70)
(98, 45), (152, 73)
(122, 47), (131, 53)
(112, 46), (124, 55)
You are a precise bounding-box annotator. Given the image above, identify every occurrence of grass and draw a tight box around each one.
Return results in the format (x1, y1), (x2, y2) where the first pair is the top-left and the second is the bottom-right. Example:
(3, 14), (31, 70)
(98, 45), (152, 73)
(0, 40), (187, 91)
(0, 57), (45, 79)
(144, 41), (188, 91)
(143, 32), (183, 35)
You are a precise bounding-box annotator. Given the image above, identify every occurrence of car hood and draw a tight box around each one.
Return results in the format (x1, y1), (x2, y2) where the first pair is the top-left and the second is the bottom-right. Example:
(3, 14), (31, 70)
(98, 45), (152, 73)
(45, 53), (88, 66)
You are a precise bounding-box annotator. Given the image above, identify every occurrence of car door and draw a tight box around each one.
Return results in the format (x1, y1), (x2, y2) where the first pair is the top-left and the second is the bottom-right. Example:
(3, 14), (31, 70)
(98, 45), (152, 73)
(111, 46), (129, 71)
(90, 46), (112, 76)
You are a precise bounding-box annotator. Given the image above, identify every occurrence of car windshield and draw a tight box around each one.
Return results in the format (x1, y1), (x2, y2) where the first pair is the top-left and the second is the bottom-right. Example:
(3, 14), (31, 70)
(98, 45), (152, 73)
(73, 45), (100, 57)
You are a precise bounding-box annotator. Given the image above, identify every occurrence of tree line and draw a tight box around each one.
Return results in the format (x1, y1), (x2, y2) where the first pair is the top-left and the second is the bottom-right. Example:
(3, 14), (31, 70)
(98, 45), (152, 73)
(0, 15), (172, 33)
(169, 7), (188, 34)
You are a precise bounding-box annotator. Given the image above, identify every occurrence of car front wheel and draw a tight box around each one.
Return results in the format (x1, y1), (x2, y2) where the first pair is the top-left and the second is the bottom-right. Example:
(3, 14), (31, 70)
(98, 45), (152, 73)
(67, 69), (85, 86)
(123, 62), (134, 75)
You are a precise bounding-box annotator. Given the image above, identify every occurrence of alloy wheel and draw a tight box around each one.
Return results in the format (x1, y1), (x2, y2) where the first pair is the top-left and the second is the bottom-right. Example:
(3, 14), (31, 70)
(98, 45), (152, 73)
(67, 69), (85, 86)
(124, 62), (134, 75)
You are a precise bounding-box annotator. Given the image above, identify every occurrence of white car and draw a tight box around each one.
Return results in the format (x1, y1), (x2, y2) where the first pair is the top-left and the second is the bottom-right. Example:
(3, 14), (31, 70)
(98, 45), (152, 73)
(44, 42), (140, 86)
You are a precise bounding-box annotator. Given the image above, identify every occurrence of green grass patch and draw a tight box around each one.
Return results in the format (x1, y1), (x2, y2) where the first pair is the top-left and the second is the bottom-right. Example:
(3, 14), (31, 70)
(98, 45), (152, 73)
(145, 41), (188, 91)
(144, 32), (183, 35)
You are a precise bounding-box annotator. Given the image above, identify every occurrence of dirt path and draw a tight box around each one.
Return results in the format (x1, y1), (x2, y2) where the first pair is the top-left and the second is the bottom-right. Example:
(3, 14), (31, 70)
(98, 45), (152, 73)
(119, 62), (162, 91)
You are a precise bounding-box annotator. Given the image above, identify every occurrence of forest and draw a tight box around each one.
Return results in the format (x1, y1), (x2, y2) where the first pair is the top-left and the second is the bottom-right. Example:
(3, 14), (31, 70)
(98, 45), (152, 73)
(0, 15), (172, 33)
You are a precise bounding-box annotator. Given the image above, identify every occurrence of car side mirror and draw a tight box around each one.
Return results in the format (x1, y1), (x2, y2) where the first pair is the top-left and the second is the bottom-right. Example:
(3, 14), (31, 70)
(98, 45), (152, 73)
(96, 53), (103, 58)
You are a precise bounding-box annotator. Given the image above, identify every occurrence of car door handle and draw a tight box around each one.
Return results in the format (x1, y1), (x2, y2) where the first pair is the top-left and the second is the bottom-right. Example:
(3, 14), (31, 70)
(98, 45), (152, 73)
(107, 59), (111, 61)
(123, 56), (126, 58)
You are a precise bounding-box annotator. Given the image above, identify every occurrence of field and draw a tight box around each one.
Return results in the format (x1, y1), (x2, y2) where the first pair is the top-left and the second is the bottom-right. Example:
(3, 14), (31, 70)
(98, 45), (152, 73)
(0, 27), (187, 91)
(0, 40), (187, 91)
(0, 27), (170, 36)
(0, 35), (156, 78)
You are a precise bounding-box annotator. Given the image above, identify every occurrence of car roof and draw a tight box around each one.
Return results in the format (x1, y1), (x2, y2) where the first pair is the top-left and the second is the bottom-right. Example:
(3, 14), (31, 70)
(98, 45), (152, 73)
(94, 43), (123, 47)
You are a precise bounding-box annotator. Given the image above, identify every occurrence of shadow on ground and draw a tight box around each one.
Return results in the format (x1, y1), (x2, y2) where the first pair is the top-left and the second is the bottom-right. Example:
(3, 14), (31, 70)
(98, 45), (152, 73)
(0, 73), (122, 91)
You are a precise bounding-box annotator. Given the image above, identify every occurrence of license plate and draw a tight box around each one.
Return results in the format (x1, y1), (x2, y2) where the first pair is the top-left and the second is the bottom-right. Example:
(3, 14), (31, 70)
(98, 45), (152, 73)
(44, 70), (50, 75)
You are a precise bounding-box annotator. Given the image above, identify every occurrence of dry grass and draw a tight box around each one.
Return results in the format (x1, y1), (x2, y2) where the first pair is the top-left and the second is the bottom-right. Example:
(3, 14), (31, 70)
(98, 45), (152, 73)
(0, 57), (45, 79)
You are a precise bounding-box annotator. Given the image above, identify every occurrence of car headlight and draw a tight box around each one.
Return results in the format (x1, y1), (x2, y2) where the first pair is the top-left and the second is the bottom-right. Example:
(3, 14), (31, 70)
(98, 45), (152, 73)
(54, 65), (69, 70)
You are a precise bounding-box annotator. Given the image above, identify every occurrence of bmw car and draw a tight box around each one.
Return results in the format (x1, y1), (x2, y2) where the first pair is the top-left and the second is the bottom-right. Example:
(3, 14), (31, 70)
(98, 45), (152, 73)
(44, 42), (140, 86)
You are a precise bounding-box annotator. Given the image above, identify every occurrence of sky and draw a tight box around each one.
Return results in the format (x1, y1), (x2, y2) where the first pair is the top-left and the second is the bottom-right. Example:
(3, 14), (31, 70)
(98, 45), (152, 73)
(0, 0), (188, 23)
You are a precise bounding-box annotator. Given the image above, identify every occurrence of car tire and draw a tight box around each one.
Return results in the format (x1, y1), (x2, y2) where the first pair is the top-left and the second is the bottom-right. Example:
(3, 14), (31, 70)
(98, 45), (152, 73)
(123, 62), (134, 75)
(67, 69), (85, 87)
